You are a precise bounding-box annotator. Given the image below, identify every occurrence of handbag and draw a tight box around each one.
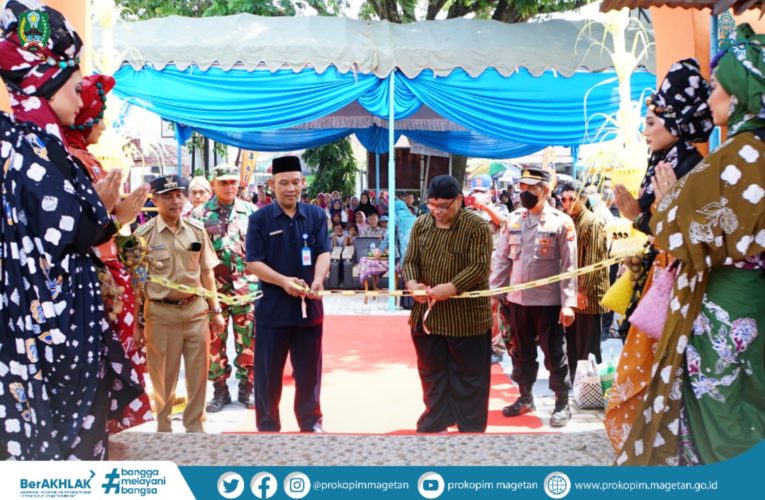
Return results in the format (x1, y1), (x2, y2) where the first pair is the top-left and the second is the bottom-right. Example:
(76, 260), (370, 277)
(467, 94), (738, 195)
(573, 354), (604, 409)
(627, 262), (678, 340)
(600, 269), (634, 315)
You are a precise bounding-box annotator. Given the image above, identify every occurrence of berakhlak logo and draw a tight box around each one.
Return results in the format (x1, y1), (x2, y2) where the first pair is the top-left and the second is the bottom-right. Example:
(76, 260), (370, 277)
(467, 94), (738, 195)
(543, 471), (571, 499)
(417, 471), (445, 499)
(250, 472), (278, 499)
(20, 469), (96, 494)
(283, 471), (311, 499)
(102, 468), (120, 494)
(217, 472), (245, 499)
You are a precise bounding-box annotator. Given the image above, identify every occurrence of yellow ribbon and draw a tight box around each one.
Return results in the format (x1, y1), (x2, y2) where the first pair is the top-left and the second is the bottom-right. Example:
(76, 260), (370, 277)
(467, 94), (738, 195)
(151, 242), (637, 303)
(149, 276), (263, 306)
(286, 255), (624, 299)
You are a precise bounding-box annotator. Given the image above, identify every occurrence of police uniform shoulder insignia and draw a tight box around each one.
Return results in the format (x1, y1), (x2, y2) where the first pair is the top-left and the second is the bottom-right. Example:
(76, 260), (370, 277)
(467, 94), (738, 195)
(135, 218), (156, 236)
(187, 217), (206, 231)
(549, 207), (565, 217)
(563, 220), (576, 241)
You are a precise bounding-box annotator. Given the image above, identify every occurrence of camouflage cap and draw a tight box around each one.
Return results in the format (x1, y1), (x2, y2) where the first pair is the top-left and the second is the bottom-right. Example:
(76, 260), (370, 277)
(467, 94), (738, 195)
(213, 164), (240, 181)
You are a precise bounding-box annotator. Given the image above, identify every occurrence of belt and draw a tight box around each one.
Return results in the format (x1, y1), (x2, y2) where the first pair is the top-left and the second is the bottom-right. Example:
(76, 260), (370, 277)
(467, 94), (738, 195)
(150, 295), (199, 307)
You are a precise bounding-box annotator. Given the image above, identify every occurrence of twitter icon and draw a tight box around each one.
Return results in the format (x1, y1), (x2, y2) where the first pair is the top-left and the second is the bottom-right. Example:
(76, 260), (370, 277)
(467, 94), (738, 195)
(217, 472), (245, 499)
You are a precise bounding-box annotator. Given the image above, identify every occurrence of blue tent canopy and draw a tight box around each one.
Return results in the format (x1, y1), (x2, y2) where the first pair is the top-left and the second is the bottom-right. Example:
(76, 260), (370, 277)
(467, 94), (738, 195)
(108, 14), (656, 158)
(114, 65), (654, 157)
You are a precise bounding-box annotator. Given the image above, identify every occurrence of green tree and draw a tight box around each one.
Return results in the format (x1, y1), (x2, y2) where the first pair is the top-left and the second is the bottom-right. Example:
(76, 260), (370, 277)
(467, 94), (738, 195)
(115, 0), (347, 19)
(301, 138), (358, 197)
(360, 0), (593, 23)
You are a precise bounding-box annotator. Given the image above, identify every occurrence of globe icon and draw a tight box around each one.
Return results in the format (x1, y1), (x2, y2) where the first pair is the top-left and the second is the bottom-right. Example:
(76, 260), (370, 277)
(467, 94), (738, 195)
(548, 475), (568, 496)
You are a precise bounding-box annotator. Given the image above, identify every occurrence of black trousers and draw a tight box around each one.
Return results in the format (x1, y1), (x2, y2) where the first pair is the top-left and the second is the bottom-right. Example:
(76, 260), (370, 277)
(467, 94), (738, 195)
(565, 313), (603, 382)
(255, 324), (323, 432)
(507, 303), (570, 394)
(411, 328), (492, 433)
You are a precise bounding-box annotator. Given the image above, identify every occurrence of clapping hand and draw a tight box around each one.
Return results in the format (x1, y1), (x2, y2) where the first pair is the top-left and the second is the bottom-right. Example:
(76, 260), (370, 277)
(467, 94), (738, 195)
(613, 184), (641, 220)
(94, 170), (122, 212)
(651, 161), (677, 205)
(114, 184), (150, 224)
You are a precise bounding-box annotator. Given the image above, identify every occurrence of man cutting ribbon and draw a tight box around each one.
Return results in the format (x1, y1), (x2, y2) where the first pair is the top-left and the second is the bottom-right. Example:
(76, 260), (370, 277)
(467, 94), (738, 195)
(245, 156), (330, 433)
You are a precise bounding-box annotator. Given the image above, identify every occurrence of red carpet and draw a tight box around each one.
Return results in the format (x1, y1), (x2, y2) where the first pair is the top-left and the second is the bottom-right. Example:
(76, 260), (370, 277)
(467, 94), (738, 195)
(228, 315), (545, 434)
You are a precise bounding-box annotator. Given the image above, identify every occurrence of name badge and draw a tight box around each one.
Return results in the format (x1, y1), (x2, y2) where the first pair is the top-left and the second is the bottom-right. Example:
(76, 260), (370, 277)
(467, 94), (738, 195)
(269, 229), (283, 236)
(301, 233), (312, 266)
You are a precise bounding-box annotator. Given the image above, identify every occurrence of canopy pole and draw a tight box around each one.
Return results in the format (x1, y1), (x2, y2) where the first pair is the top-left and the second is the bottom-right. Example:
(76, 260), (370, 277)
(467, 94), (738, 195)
(448, 154), (452, 177)
(177, 140), (182, 176)
(387, 72), (396, 312)
(375, 153), (380, 206)
(709, 14), (721, 152)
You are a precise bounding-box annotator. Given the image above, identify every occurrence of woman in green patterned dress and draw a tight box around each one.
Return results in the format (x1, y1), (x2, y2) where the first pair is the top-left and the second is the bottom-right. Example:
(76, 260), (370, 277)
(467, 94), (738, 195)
(619, 23), (765, 465)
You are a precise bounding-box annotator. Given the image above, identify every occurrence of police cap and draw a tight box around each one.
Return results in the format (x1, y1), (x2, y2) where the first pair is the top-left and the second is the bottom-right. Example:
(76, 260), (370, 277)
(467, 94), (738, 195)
(150, 175), (188, 195)
(519, 167), (551, 186)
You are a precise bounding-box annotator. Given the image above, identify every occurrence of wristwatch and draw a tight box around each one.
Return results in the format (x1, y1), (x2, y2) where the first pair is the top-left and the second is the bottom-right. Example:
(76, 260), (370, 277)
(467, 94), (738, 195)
(210, 306), (223, 315)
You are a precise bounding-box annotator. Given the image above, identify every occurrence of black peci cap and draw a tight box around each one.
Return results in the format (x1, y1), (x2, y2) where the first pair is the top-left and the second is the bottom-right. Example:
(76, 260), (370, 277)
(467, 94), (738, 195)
(427, 175), (461, 200)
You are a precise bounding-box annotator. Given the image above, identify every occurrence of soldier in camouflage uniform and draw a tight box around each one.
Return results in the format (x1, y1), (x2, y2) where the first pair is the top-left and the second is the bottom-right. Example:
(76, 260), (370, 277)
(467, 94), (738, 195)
(191, 165), (259, 411)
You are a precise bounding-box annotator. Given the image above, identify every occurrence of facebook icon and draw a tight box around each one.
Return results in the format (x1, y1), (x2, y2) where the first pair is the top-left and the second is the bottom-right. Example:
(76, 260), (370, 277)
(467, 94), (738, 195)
(250, 472), (278, 499)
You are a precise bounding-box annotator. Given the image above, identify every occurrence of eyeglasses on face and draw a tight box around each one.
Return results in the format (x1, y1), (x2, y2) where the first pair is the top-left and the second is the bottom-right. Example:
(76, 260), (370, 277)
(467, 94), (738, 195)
(426, 198), (456, 212)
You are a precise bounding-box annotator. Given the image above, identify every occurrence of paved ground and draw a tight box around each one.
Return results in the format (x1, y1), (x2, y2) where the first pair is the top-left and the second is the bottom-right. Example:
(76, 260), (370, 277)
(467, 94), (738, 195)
(113, 295), (620, 465)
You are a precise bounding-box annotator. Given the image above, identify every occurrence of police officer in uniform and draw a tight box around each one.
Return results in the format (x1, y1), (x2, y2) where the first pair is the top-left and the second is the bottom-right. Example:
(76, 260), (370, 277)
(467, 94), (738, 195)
(245, 156), (330, 432)
(191, 164), (258, 412)
(136, 175), (225, 432)
(490, 167), (577, 427)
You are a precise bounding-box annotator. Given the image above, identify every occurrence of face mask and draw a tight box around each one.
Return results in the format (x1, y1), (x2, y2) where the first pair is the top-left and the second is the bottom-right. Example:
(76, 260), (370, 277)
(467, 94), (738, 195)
(588, 195), (601, 208)
(520, 191), (539, 209)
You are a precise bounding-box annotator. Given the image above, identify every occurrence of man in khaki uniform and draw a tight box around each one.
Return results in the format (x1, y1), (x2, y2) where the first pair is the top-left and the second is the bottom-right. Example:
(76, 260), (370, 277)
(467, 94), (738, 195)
(136, 175), (225, 432)
(490, 167), (577, 427)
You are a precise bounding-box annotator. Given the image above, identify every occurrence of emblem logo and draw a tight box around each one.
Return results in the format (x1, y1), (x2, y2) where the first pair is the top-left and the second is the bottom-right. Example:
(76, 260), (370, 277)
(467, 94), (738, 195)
(17, 10), (51, 52)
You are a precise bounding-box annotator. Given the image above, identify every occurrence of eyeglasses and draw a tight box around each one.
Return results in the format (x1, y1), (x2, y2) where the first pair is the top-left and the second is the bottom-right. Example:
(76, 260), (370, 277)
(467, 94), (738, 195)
(426, 198), (456, 213)
(561, 196), (576, 203)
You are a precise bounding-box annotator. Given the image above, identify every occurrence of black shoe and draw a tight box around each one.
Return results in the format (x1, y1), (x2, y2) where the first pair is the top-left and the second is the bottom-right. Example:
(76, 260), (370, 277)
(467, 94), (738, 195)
(237, 381), (255, 409)
(502, 396), (535, 417)
(206, 382), (231, 413)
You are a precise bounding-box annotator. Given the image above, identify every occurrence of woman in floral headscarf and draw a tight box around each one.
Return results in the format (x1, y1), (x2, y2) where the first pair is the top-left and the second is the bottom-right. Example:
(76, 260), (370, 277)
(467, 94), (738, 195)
(0, 0), (147, 460)
(606, 58), (715, 454)
(618, 24), (765, 466)
(62, 75), (153, 434)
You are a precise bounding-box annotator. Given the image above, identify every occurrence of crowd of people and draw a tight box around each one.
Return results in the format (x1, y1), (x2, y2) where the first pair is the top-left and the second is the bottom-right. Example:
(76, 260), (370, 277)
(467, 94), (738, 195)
(1, 0), (763, 467)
